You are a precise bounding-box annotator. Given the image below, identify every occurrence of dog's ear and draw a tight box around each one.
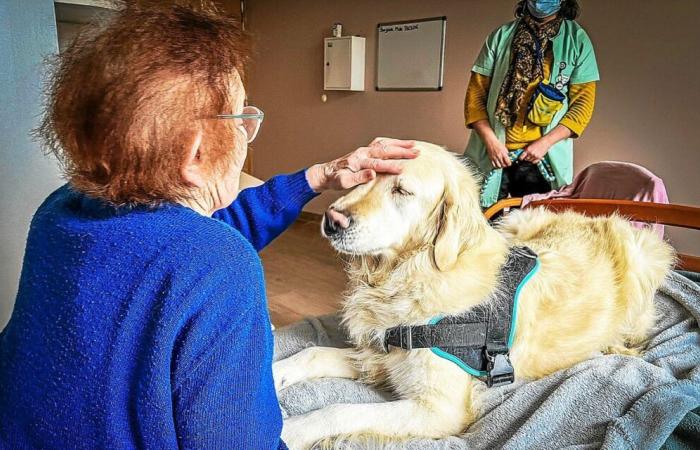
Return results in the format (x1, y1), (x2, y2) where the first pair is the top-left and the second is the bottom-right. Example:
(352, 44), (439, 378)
(432, 173), (485, 272)
(433, 182), (464, 272)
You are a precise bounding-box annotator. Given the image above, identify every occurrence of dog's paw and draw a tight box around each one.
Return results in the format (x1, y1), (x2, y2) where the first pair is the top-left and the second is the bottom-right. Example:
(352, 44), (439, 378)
(282, 416), (323, 450)
(272, 356), (305, 392)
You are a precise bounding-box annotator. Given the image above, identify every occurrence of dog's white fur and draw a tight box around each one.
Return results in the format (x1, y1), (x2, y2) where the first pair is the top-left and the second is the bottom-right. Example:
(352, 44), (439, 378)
(275, 141), (674, 449)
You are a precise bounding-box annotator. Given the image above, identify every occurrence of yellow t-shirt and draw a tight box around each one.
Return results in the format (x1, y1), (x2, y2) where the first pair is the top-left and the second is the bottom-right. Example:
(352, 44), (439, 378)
(464, 50), (596, 150)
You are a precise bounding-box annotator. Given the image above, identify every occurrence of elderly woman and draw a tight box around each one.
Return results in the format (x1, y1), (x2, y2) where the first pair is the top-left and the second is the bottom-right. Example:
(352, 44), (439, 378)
(0, 4), (416, 449)
(464, 0), (599, 208)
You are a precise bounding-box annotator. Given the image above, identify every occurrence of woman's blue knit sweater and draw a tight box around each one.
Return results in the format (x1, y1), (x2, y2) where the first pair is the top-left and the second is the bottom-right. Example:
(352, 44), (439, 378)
(0, 170), (317, 449)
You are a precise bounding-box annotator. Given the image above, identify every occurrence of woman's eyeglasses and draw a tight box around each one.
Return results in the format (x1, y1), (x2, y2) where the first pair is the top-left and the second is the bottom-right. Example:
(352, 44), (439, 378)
(217, 106), (264, 143)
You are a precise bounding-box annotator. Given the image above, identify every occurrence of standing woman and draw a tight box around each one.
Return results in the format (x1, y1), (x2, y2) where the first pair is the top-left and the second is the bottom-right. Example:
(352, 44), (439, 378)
(463, 0), (599, 208)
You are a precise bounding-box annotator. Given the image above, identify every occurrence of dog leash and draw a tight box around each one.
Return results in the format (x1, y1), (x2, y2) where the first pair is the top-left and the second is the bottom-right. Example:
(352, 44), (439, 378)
(509, 149), (557, 183)
(480, 149), (556, 199)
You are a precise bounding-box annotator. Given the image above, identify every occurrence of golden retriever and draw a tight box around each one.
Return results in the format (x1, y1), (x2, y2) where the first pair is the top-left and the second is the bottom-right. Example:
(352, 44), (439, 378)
(274, 141), (674, 449)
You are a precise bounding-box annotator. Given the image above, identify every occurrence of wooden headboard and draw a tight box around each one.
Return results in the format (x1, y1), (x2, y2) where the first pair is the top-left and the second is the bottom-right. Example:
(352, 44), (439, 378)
(484, 198), (700, 273)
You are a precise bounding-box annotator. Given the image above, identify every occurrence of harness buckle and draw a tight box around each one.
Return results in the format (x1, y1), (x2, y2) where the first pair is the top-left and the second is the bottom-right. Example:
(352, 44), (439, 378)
(485, 349), (515, 387)
(400, 326), (413, 351)
(382, 325), (413, 352)
(381, 328), (393, 352)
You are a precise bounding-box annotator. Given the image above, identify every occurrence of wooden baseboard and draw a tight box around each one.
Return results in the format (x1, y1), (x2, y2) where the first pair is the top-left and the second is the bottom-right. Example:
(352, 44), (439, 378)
(299, 211), (322, 223)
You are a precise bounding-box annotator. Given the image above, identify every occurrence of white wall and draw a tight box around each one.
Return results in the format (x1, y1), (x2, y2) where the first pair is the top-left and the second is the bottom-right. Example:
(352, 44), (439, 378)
(0, 1), (62, 329)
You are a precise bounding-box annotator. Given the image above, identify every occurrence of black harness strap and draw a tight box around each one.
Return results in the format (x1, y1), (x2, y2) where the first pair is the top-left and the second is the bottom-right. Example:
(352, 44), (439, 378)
(383, 323), (488, 351)
(382, 246), (538, 388)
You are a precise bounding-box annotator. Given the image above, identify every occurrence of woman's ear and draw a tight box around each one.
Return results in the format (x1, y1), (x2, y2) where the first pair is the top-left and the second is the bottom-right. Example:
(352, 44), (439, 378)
(181, 130), (206, 187)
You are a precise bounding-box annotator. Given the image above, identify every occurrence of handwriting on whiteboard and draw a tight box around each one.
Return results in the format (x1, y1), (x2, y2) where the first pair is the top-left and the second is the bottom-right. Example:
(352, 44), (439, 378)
(379, 23), (420, 34)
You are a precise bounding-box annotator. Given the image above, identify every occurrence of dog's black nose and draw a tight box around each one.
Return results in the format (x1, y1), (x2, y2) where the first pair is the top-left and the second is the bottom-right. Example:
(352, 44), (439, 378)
(323, 215), (338, 236)
(323, 208), (350, 236)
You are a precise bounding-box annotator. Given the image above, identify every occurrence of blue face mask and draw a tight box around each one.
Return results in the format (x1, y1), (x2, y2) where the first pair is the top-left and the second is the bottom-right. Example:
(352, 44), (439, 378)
(526, 0), (562, 19)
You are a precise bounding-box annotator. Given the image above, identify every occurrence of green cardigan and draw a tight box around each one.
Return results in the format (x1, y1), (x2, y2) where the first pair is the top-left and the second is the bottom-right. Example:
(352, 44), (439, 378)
(463, 19), (600, 207)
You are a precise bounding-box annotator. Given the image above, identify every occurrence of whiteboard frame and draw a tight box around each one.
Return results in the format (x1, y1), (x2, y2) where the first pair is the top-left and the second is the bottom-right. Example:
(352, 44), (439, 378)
(375, 16), (447, 91)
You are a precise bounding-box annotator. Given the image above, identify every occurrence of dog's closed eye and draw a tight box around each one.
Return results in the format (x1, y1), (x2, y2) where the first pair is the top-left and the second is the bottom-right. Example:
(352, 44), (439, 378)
(392, 185), (414, 196)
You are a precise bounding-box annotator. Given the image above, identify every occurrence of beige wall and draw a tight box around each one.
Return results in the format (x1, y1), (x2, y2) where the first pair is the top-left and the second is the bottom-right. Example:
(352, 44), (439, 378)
(246, 0), (699, 253)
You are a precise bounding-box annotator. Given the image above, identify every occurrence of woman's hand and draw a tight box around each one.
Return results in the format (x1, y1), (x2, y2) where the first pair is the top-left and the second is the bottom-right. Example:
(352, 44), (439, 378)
(305, 138), (418, 192)
(520, 125), (572, 164)
(485, 138), (512, 169)
(471, 119), (511, 169)
(519, 138), (551, 164)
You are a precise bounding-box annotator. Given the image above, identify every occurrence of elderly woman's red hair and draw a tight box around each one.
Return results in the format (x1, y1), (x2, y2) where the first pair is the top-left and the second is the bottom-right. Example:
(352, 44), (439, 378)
(38, 1), (250, 205)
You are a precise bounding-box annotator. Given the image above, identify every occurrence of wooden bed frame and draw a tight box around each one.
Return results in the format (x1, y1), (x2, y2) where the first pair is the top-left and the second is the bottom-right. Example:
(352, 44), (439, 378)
(484, 198), (700, 273)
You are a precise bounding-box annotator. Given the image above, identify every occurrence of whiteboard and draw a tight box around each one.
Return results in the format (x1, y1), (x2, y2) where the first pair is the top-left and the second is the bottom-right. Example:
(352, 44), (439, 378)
(376, 17), (446, 91)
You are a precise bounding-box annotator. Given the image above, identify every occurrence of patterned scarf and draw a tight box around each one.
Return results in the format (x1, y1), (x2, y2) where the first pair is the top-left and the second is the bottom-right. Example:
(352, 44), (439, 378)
(494, 13), (564, 128)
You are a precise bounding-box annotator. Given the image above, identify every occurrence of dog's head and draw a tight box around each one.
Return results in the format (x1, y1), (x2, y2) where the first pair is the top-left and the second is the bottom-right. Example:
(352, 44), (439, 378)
(322, 141), (486, 271)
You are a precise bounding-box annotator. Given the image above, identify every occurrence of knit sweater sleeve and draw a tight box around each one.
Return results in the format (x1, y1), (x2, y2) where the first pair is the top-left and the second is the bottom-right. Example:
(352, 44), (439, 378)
(172, 305), (282, 449)
(213, 169), (319, 251)
(171, 234), (284, 449)
(464, 71), (491, 128)
(559, 81), (596, 137)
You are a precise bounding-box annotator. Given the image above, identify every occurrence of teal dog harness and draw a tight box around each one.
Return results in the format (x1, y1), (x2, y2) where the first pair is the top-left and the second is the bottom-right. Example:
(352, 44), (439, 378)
(382, 246), (539, 387)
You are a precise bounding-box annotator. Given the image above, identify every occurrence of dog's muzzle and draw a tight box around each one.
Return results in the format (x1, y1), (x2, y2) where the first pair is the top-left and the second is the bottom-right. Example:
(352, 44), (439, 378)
(322, 208), (351, 237)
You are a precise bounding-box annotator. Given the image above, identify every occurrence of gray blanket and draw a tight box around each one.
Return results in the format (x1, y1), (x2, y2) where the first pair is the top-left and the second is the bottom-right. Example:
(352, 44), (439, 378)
(273, 272), (700, 449)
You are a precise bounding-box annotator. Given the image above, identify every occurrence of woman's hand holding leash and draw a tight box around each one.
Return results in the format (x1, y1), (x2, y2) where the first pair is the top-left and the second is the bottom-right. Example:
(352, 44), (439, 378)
(485, 138), (512, 169)
(471, 119), (511, 169)
(520, 124), (573, 164)
(520, 138), (551, 164)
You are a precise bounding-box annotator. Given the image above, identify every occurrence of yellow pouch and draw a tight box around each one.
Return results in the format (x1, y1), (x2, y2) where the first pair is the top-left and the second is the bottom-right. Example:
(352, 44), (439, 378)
(527, 82), (565, 127)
